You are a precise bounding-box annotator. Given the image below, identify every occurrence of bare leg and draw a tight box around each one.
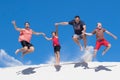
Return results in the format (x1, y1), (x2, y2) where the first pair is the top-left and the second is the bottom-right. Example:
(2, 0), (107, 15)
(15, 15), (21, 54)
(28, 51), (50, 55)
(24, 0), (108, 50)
(102, 44), (111, 56)
(82, 34), (87, 49)
(54, 53), (57, 65)
(93, 49), (98, 58)
(73, 37), (83, 51)
(55, 51), (60, 65)
(21, 46), (34, 58)
(15, 46), (28, 54)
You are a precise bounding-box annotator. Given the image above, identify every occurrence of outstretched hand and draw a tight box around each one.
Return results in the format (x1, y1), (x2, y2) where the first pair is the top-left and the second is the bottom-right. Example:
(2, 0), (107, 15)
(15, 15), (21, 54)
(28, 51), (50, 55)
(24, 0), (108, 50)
(11, 20), (16, 25)
(55, 23), (59, 26)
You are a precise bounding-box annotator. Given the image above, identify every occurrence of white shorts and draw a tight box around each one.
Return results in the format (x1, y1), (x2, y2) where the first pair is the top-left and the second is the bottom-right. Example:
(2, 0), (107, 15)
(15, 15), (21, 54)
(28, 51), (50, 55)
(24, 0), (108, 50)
(73, 34), (83, 40)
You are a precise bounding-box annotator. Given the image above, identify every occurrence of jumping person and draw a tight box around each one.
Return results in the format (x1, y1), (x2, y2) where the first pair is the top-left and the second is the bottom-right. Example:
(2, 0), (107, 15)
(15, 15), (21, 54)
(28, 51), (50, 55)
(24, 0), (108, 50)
(43, 25), (61, 65)
(12, 20), (44, 57)
(85, 22), (117, 57)
(55, 16), (87, 51)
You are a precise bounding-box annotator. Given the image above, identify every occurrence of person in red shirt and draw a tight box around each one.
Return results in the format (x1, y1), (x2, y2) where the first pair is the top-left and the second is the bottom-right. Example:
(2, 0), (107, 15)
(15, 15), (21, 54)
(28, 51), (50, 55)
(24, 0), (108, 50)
(43, 25), (61, 65)
(12, 20), (44, 58)
(85, 22), (117, 57)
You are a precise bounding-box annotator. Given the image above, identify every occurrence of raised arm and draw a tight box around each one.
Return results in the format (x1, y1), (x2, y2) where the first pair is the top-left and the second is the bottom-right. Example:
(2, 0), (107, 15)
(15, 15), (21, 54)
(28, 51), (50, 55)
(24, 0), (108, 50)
(11, 20), (22, 31)
(55, 22), (69, 26)
(55, 25), (59, 36)
(105, 30), (117, 39)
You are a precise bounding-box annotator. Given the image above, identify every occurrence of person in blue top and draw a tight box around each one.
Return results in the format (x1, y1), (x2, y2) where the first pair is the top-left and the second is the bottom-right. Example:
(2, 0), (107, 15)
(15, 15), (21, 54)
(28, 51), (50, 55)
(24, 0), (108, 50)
(55, 16), (87, 51)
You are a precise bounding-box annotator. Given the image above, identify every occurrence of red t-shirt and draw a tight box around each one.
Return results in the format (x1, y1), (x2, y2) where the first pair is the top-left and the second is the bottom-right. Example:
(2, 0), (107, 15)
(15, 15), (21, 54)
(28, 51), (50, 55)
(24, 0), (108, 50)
(52, 36), (60, 46)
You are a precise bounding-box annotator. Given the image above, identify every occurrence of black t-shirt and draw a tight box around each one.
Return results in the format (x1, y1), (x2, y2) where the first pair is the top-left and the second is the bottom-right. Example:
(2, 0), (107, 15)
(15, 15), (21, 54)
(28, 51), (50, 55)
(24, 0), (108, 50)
(69, 20), (85, 35)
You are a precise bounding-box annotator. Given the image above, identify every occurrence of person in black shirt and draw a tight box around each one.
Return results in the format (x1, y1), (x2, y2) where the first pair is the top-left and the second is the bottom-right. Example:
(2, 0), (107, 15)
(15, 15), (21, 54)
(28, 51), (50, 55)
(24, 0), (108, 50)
(55, 16), (86, 51)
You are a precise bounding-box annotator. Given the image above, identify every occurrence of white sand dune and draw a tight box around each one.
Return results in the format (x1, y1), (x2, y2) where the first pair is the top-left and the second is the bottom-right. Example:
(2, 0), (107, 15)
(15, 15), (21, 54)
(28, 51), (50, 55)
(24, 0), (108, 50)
(0, 62), (120, 80)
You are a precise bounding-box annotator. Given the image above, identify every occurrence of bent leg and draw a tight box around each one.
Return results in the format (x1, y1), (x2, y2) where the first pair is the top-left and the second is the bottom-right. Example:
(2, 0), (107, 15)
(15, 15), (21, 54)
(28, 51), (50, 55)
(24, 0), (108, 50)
(93, 40), (101, 57)
(15, 46), (28, 54)
(72, 36), (83, 51)
(102, 44), (111, 56)
(93, 49), (98, 58)
(22, 46), (34, 57)
(82, 34), (87, 49)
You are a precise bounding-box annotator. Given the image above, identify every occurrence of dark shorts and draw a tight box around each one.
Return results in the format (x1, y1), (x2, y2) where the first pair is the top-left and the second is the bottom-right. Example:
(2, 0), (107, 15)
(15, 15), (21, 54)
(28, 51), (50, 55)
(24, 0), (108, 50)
(21, 40), (33, 49)
(54, 45), (61, 53)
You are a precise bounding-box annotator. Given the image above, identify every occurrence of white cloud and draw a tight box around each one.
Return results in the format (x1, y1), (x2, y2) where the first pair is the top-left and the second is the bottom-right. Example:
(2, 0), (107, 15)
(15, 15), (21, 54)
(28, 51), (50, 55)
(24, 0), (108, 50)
(0, 49), (23, 67)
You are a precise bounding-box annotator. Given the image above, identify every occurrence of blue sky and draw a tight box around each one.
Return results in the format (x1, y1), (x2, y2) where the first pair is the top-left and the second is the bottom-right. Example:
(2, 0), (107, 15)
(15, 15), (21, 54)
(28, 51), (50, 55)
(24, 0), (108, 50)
(0, 0), (120, 67)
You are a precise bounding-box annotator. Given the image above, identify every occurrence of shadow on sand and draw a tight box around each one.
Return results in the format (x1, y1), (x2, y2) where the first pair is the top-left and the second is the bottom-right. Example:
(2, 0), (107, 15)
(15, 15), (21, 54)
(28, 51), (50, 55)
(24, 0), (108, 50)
(74, 62), (89, 69)
(54, 65), (62, 72)
(16, 62), (117, 75)
(16, 67), (40, 75)
(73, 62), (117, 72)
(89, 65), (117, 72)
